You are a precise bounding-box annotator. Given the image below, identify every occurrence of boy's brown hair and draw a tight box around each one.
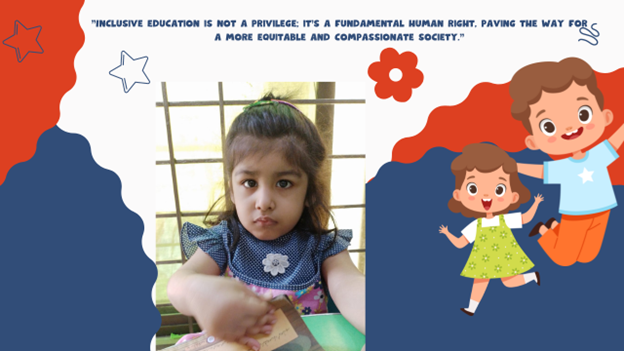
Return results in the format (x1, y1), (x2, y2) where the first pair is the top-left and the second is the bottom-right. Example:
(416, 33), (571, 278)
(509, 57), (604, 134)
(448, 143), (531, 218)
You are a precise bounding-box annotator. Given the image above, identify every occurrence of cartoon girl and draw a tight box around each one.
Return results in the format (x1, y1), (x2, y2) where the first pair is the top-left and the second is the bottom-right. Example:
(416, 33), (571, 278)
(438, 143), (543, 316)
(167, 94), (365, 350)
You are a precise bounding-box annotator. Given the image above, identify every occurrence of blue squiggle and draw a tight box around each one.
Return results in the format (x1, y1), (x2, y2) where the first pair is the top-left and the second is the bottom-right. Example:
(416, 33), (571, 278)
(578, 23), (600, 46)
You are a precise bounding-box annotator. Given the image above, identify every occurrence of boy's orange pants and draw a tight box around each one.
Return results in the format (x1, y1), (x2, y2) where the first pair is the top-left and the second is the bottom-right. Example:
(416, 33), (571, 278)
(538, 210), (610, 266)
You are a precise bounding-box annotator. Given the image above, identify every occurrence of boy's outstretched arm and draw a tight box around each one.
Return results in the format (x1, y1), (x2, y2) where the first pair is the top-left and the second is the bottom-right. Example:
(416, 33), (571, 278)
(517, 163), (544, 179)
(438, 225), (469, 249)
(608, 116), (624, 150)
(521, 194), (544, 224)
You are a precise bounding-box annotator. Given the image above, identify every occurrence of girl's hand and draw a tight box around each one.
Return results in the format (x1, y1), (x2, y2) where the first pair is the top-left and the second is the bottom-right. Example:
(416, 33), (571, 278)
(534, 194), (544, 204)
(191, 279), (275, 351)
(439, 225), (450, 236)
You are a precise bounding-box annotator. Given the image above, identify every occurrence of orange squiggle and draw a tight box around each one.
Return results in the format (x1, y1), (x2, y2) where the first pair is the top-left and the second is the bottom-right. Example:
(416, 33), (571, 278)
(0, 0), (85, 185)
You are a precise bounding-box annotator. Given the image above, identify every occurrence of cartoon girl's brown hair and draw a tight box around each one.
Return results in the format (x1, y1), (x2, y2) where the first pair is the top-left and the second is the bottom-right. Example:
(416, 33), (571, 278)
(448, 143), (531, 218)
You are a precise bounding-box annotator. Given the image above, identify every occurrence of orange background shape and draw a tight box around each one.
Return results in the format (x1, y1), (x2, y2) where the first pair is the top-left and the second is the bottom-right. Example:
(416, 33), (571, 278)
(0, 0), (85, 185)
(392, 68), (624, 185)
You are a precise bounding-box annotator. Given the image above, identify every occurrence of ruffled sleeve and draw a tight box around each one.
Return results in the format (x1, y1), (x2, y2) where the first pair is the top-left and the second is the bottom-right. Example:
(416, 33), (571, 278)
(318, 229), (353, 262)
(180, 221), (228, 274)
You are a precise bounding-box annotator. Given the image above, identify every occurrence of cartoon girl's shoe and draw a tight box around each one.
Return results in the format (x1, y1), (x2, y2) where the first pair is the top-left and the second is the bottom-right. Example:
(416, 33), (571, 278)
(460, 308), (474, 316)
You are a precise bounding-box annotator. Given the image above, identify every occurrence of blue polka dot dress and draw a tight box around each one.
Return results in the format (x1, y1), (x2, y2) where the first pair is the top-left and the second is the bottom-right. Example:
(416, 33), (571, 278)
(180, 219), (352, 315)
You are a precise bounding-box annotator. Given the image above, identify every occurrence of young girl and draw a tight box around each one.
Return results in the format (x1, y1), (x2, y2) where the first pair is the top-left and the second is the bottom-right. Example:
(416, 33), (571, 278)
(438, 143), (542, 316)
(167, 94), (365, 350)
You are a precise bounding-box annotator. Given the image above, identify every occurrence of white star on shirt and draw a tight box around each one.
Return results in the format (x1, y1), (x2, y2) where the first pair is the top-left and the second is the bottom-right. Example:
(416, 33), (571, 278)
(578, 167), (594, 184)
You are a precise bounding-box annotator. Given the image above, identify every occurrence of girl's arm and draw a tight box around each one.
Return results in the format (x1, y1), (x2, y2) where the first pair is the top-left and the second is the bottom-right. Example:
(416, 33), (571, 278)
(322, 250), (365, 335)
(438, 225), (469, 249)
(168, 251), (274, 350)
(517, 163), (544, 179)
(168, 250), (221, 315)
(521, 194), (544, 224)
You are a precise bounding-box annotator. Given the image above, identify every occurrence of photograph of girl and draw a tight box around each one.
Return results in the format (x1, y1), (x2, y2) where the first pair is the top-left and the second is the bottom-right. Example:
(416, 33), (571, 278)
(438, 143), (543, 316)
(154, 82), (365, 351)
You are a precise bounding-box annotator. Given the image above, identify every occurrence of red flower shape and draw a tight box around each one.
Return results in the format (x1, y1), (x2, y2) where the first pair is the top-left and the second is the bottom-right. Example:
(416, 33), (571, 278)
(368, 48), (424, 102)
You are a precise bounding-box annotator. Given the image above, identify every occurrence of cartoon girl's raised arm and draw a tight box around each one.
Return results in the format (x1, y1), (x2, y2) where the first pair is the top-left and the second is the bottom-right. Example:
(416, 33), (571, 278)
(521, 194), (544, 224)
(439, 225), (469, 249)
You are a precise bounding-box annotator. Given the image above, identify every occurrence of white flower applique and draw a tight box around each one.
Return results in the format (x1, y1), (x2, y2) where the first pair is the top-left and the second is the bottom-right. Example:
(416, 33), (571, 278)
(263, 253), (289, 276)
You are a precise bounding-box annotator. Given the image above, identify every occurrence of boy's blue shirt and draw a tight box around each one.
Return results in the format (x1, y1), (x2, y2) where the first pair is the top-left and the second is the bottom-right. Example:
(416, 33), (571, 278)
(544, 140), (618, 215)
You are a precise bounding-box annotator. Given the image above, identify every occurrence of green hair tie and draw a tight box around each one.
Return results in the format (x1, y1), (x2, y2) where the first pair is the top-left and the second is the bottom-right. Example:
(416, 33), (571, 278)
(243, 100), (276, 111)
(243, 99), (301, 113)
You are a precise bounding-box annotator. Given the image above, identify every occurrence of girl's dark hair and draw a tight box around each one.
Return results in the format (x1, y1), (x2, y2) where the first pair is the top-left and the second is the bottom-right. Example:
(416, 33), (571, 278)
(204, 92), (336, 249)
(448, 143), (531, 218)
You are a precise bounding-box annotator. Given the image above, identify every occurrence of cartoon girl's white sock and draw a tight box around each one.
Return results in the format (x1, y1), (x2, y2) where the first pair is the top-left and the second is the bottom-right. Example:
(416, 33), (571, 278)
(466, 299), (479, 313)
(523, 272), (537, 284)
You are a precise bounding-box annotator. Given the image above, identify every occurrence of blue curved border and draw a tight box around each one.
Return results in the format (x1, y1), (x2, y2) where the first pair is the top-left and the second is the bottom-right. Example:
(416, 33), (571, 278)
(367, 146), (623, 350)
(0, 126), (160, 349)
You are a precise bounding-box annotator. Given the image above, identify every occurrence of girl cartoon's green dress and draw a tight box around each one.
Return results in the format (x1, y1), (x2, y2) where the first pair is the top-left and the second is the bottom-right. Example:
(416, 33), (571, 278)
(460, 213), (534, 279)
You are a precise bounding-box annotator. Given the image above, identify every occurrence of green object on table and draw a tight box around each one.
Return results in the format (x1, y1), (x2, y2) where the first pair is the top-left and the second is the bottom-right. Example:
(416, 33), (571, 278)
(302, 313), (365, 351)
(169, 333), (183, 340)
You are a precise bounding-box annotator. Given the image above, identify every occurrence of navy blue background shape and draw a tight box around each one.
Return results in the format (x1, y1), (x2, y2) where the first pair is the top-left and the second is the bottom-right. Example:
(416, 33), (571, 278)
(368, 146), (623, 350)
(0, 127), (160, 349)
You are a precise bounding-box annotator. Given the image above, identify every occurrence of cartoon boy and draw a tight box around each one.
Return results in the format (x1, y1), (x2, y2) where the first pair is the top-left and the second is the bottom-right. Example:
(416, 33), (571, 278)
(509, 57), (624, 266)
